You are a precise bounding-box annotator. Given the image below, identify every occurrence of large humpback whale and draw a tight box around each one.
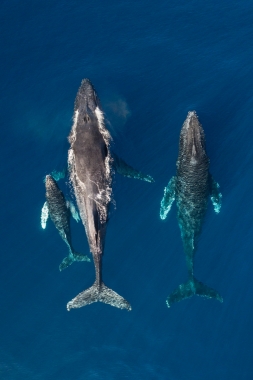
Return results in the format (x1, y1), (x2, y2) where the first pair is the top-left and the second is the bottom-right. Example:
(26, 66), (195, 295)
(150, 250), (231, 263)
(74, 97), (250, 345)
(67, 79), (154, 311)
(41, 175), (90, 271)
(160, 111), (222, 307)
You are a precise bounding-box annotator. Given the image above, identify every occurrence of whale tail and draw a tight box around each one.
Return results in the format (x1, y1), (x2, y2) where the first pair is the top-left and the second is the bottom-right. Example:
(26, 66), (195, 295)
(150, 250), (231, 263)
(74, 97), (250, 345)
(67, 282), (131, 311)
(59, 252), (90, 271)
(166, 277), (223, 308)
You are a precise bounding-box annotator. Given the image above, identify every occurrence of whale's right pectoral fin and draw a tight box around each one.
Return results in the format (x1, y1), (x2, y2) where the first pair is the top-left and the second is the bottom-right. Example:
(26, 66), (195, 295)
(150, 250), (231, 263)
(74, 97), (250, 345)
(160, 177), (176, 220)
(51, 167), (67, 181)
(67, 282), (131, 311)
(210, 175), (222, 213)
(112, 152), (154, 183)
(41, 202), (49, 229)
(166, 277), (223, 308)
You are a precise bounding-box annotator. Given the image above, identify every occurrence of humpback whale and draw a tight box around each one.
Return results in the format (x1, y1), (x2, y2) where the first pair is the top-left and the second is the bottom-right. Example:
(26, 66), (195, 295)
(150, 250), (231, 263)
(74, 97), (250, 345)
(67, 79), (154, 311)
(41, 175), (90, 271)
(160, 111), (222, 307)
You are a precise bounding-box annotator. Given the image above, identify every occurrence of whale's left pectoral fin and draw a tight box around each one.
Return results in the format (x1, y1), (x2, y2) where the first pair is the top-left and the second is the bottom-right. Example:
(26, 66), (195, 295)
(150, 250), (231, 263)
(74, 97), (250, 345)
(210, 175), (222, 213)
(112, 152), (154, 183)
(41, 202), (49, 229)
(66, 200), (80, 222)
(160, 177), (176, 220)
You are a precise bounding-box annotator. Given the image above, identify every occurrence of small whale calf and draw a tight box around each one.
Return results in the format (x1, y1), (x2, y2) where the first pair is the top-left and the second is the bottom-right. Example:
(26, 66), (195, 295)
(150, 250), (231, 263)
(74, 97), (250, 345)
(41, 174), (90, 271)
(67, 79), (154, 311)
(160, 111), (222, 307)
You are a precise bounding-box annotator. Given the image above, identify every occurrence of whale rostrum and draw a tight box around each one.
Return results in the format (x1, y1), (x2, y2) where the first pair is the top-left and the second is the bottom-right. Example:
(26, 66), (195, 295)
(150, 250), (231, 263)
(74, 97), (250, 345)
(160, 111), (222, 307)
(42, 175), (90, 271)
(67, 79), (154, 311)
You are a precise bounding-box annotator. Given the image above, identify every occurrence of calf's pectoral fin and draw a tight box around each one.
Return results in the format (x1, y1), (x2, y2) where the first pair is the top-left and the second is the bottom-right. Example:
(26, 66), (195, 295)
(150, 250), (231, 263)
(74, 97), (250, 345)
(209, 175), (222, 213)
(41, 202), (49, 229)
(112, 152), (154, 183)
(166, 277), (223, 308)
(160, 177), (176, 220)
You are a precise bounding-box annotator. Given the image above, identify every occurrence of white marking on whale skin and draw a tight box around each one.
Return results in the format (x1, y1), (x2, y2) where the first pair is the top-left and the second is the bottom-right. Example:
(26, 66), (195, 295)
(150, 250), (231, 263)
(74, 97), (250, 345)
(94, 106), (113, 220)
(190, 157), (197, 165)
(95, 106), (113, 182)
(95, 106), (112, 145)
(88, 189), (112, 224)
(68, 110), (79, 144)
(41, 201), (49, 229)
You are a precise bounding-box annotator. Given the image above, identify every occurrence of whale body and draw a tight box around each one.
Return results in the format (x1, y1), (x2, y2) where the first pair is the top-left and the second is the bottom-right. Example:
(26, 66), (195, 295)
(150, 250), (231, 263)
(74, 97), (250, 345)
(160, 111), (222, 307)
(67, 79), (154, 311)
(42, 174), (90, 271)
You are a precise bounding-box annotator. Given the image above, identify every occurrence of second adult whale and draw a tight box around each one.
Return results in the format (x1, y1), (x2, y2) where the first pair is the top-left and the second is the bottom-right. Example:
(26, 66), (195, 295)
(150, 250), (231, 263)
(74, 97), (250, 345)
(160, 111), (223, 307)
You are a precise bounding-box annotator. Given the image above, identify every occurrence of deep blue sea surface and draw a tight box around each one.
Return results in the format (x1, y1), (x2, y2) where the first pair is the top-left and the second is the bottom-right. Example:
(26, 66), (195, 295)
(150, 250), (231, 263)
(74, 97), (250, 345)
(1, 1), (253, 379)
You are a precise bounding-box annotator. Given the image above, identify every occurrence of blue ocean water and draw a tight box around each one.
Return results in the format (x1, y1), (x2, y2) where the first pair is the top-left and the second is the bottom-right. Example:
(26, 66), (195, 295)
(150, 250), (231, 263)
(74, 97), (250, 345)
(1, 0), (253, 378)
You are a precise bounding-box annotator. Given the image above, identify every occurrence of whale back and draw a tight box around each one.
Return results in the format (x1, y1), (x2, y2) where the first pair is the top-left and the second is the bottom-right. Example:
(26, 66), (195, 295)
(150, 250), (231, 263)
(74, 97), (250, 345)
(175, 112), (210, 252)
(68, 81), (112, 256)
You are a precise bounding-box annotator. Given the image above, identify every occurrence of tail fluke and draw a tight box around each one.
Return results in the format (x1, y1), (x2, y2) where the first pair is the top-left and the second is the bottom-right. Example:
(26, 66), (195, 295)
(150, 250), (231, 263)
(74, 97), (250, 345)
(59, 252), (90, 271)
(166, 277), (223, 308)
(67, 282), (131, 311)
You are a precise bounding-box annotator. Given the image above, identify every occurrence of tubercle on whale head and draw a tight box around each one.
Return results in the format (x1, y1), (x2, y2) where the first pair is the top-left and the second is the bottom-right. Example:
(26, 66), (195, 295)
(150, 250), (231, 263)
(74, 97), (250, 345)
(74, 78), (100, 114)
(178, 111), (208, 163)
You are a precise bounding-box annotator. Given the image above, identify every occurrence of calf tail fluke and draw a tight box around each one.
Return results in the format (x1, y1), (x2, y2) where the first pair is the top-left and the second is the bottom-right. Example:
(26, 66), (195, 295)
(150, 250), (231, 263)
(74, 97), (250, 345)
(67, 282), (131, 311)
(59, 252), (90, 271)
(166, 277), (223, 308)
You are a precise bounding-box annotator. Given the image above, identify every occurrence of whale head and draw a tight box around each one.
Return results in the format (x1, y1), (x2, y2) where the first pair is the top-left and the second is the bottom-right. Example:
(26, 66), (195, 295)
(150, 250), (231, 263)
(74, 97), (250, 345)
(74, 79), (100, 115)
(45, 174), (57, 191)
(178, 111), (208, 165)
(69, 78), (111, 147)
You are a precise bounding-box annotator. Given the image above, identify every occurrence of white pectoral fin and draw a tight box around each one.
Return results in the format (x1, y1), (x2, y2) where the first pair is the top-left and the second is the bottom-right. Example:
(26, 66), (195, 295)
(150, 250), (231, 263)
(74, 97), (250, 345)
(41, 202), (49, 229)
(160, 177), (176, 220)
(210, 175), (222, 213)
(67, 200), (80, 222)
(112, 152), (154, 183)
